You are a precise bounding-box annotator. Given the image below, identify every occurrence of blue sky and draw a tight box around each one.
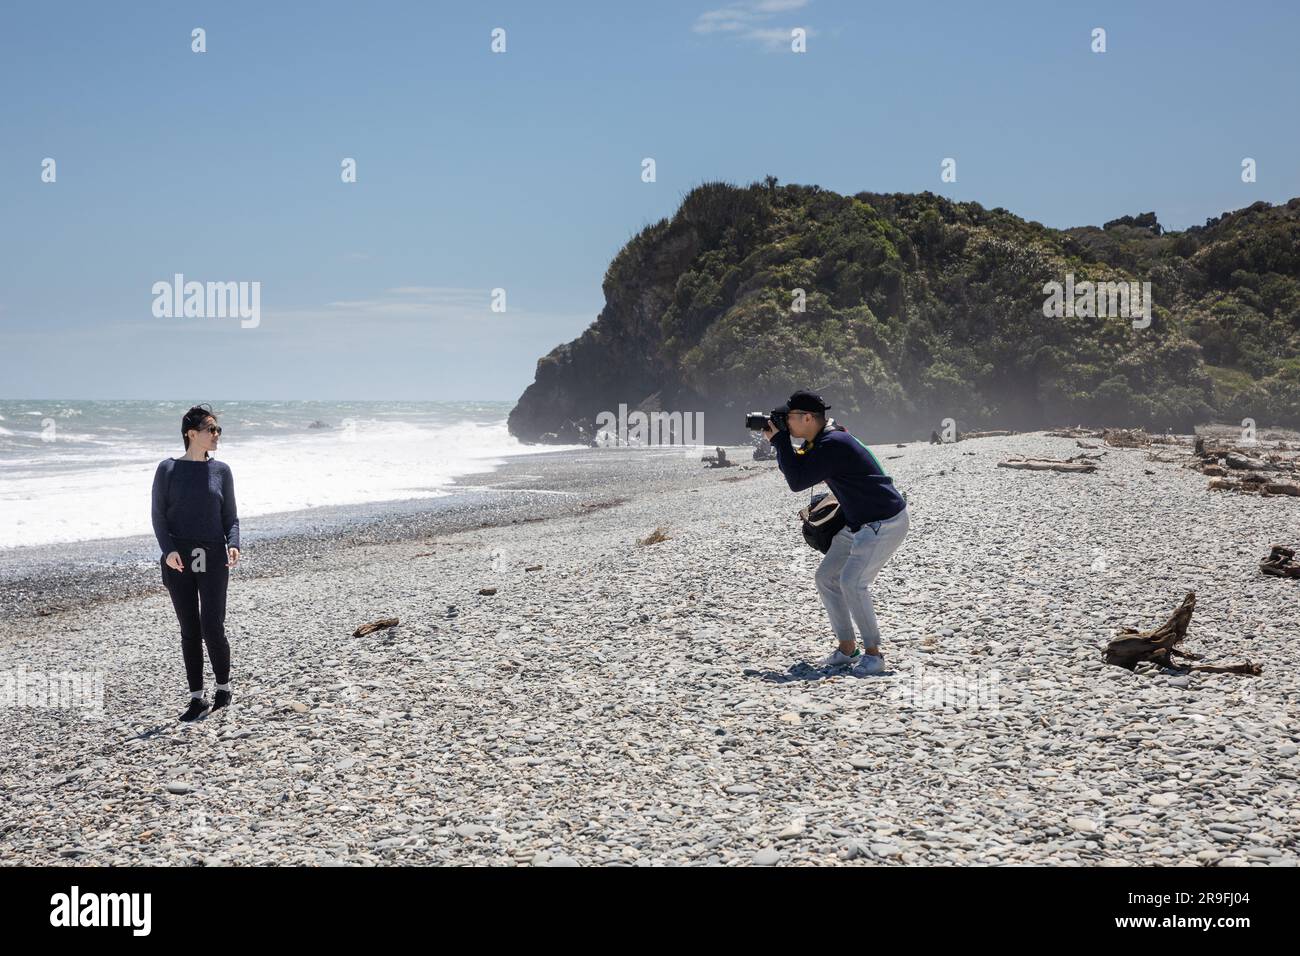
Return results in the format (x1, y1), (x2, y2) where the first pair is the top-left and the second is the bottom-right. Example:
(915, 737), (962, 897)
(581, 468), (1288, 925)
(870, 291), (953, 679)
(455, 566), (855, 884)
(2, 0), (1297, 400)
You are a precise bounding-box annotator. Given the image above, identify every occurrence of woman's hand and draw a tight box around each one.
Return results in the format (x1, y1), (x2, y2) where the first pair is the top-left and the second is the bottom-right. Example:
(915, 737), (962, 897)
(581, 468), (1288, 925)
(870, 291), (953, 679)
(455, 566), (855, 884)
(165, 551), (184, 572)
(227, 547), (240, 568)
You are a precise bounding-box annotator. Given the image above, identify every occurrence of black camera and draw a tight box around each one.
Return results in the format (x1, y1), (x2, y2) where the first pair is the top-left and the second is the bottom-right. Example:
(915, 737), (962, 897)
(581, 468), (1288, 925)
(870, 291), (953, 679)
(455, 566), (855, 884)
(745, 410), (787, 431)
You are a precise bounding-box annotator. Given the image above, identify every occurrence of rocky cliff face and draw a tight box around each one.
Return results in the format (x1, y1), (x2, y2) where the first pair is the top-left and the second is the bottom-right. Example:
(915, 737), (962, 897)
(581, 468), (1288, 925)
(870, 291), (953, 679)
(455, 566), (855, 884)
(509, 181), (1300, 444)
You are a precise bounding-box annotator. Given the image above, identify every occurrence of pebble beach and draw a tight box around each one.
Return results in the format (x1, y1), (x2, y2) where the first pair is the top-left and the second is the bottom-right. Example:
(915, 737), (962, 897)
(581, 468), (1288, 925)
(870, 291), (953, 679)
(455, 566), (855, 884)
(2, 433), (1297, 866)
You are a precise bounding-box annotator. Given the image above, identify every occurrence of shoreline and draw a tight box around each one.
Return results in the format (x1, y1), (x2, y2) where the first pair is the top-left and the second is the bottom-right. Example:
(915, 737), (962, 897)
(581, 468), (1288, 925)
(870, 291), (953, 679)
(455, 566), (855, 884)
(0, 445), (746, 625)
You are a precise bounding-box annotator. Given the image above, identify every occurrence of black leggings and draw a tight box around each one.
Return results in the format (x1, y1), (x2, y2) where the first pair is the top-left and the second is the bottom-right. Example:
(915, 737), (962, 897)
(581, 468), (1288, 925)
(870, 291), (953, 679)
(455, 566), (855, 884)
(161, 539), (230, 691)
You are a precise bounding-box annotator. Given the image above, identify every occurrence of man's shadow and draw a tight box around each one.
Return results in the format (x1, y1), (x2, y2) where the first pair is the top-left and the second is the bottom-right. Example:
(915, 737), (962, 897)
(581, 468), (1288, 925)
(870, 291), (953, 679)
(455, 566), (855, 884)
(119, 709), (214, 745)
(742, 660), (891, 684)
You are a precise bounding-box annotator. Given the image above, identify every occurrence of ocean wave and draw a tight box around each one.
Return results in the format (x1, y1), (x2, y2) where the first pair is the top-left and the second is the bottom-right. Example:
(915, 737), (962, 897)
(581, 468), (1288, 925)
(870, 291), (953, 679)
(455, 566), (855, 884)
(0, 414), (582, 548)
(29, 431), (117, 445)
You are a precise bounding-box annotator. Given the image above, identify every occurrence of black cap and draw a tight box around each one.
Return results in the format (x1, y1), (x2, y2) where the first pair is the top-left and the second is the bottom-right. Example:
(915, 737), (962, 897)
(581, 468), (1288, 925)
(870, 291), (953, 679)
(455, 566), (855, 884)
(775, 389), (830, 415)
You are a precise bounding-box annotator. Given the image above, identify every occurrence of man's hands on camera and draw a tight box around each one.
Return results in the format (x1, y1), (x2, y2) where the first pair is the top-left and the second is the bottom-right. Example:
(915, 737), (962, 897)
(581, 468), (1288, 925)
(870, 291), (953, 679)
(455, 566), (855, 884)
(761, 419), (779, 441)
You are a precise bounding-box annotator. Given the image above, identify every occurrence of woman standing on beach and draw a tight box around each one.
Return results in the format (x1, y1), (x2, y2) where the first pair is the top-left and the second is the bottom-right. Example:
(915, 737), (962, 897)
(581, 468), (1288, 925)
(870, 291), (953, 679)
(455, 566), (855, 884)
(151, 404), (241, 721)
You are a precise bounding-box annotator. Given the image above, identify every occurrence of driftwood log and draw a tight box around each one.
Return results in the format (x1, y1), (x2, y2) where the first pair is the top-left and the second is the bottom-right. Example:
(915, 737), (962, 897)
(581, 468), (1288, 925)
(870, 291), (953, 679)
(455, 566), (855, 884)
(1047, 426), (1105, 439)
(1103, 592), (1261, 675)
(353, 617), (399, 637)
(1103, 428), (1152, 448)
(1225, 452), (1269, 470)
(1260, 545), (1300, 578)
(1192, 433), (1299, 483)
(702, 447), (735, 468)
(1208, 475), (1300, 495)
(928, 429), (1016, 444)
(1263, 482), (1300, 496)
(958, 429), (1016, 440)
(998, 456), (1098, 474)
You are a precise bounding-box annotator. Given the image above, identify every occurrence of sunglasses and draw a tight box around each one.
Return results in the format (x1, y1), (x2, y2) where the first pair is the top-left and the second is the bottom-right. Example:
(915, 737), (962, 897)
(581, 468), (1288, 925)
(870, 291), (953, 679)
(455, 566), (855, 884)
(199, 424), (222, 436)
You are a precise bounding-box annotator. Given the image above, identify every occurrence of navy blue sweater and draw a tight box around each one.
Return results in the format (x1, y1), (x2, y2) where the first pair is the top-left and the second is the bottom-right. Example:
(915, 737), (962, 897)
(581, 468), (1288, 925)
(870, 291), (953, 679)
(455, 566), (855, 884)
(772, 423), (905, 530)
(151, 457), (240, 555)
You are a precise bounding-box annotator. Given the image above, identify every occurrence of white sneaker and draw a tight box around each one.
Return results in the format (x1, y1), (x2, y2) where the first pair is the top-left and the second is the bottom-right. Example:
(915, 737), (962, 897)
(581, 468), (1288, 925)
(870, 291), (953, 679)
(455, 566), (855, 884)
(818, 648), (859, 669)
(853, 652), (885, 675)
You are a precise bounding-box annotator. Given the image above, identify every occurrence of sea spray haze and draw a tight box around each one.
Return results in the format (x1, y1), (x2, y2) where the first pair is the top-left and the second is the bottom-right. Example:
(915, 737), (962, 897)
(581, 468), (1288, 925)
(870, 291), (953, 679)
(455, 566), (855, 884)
(0, 400), (579, 548)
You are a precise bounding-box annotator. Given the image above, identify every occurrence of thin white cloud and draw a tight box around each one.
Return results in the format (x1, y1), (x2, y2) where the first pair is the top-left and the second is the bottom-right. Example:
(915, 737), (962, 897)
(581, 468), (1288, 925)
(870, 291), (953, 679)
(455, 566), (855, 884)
(754, 0), (812, 12)
(385, 286), (461, 296)
(279, 286), (592, 331)
(0, 287), (596, 348)
(693, 0), (814, 49)
(744, 27), (813, 50)
(320, 286), (487, 320)
(695, 10), (748, 32)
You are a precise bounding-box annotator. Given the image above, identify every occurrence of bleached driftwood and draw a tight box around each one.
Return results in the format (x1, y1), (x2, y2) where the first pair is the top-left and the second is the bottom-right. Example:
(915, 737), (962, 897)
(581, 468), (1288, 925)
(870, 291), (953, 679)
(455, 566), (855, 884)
(1047, 426), (1104, 439)
(958, 430), (1016, 440)
(1102, 428), (1152, 448)
(1208, 475), (1300, 495)
(998, 456), (1098, 474)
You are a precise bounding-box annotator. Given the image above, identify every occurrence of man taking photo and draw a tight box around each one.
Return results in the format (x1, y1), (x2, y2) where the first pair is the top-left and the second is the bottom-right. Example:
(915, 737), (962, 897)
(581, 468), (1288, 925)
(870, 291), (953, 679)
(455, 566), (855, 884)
(763, 390), (910, 675)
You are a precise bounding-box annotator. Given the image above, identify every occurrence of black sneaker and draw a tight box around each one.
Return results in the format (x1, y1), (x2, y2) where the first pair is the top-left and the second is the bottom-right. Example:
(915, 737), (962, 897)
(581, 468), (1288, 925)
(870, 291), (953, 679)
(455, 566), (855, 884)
(179, 697), (210, 722)
(211, 689), (232, 712)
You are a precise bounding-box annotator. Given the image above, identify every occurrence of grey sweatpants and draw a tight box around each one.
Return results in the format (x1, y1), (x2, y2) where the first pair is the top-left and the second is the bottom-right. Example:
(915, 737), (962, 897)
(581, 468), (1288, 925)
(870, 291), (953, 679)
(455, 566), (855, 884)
(814, 506), (909, 649)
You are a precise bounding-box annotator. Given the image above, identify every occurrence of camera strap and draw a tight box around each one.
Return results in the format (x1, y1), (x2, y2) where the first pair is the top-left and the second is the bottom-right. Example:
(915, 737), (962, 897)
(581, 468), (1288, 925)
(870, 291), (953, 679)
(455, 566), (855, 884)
(794, 418), (841, 456)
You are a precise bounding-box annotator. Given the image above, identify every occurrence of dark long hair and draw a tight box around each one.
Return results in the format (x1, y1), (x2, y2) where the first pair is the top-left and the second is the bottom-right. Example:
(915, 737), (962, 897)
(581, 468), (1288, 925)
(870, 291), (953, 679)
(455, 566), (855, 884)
(181, 404), (217, 459)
